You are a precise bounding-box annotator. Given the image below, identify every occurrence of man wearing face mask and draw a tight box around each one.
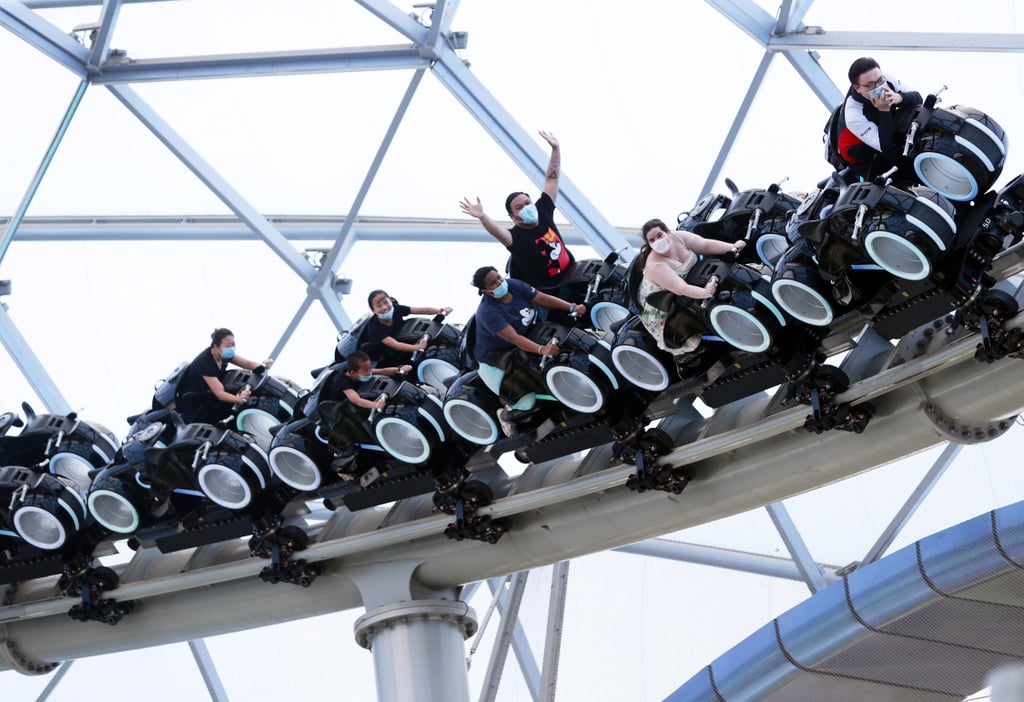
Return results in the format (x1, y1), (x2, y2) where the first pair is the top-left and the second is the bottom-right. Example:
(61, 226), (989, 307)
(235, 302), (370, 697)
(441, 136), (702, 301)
(836, 56), (922, 179)
(349, 289), (453, 366)
(174, 327), (274, 424)
(459, 130), (576, 290)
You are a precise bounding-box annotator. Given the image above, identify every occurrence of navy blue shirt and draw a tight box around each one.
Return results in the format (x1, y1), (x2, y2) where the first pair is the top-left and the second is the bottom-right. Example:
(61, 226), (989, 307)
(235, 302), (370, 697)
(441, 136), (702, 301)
(473, 278), (538, 362)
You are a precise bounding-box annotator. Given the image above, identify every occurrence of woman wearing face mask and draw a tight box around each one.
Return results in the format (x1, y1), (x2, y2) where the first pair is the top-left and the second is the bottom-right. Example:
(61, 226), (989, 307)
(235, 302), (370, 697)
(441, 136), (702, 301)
(637, 219), (745, 355)
(471, 265), (585, 436)
(174, 327), (274, 424)
(359, 289), (453, 367)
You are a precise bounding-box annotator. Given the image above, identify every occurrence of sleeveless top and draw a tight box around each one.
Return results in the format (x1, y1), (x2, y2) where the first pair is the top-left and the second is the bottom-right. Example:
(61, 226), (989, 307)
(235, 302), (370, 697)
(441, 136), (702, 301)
(638, 248), (701, 355)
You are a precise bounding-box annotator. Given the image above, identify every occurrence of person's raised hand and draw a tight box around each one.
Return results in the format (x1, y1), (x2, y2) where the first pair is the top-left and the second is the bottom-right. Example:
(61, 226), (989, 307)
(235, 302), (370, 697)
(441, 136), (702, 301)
(459, 196), (484, 219)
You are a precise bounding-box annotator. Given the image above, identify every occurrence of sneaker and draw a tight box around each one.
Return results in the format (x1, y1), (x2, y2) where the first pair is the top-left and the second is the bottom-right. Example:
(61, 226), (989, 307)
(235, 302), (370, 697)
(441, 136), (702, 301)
(496, 407), (518, 438)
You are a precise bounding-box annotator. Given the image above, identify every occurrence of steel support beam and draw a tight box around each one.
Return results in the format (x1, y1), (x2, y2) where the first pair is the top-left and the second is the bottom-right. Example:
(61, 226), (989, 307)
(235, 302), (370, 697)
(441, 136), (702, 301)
(859, 442), (963, 566)
(765, 501), (830, 594)
(90, 46), (431, 84)
(480, 571), (529, 702)
(0, 0), (88, 76)
(0, 80), (88, 269)
(187, 640), (229, 702)
(613, 538), (841, 584)
(104, 85), (315, 282)
(0, 303), (71, 414)
(768, 31), (1024, 53)
(307, 68), (427, 333)
(700, 51), (773, 199)
(539, 561), (569, 702)
(86, 0), (123, 71)
(34, 660), (73, 702)
(483, 577), (541, 701)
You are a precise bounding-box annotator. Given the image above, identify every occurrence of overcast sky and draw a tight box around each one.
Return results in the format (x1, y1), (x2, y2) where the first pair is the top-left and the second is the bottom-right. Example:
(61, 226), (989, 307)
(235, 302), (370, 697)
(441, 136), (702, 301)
(2, 1), (1024, 700)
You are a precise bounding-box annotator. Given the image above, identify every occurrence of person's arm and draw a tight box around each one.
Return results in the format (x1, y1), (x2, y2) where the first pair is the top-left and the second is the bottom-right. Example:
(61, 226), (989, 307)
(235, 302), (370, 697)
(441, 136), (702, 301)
(374, 364), (413, 377)
(539, 131), (561, 204)
(381, 335), (427, 353)
(460, 197), (513, 247)
(679, 231), (745, 257)
(531, 290), (586, 322)
(202, 375), (250, 404)
(645, 261), (717, 300)
(494, 324), (559, 357)
(844, 95), (883, 152)
(230, 355), (273, 371)
(408, 305), (452, 316)
(342, 387), (386, 410)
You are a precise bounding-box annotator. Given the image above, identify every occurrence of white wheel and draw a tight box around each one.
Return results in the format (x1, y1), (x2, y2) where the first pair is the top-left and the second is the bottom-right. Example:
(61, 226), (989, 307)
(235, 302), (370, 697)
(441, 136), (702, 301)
(611, 344), (669, 391)
(770, 279), (834, 326)
(708, 306), (772, 353)
(269, 446), (323, 491)
(544, 366), (604, 413)
(443, 398), (499, 445)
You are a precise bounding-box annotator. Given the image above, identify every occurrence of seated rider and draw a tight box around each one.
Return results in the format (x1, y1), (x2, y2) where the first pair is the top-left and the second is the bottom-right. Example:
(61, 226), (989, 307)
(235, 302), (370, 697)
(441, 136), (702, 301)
(332, 351), (413, 413)
(175, 328), (273, 424)
(637, 219), (745, 355)
(836, 56), (922, 180)
(471, 265), (585, 436)
(355, 289), (453, 367)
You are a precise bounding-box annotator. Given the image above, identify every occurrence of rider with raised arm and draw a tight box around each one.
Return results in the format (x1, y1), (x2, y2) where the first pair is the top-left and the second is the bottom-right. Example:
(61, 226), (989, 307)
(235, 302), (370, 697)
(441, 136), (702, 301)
(460, 131), (576, 289)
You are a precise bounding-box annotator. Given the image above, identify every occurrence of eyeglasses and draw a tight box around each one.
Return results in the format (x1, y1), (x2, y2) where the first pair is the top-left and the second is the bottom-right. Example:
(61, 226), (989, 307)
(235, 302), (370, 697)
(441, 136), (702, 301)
(858, 75), (886, 90)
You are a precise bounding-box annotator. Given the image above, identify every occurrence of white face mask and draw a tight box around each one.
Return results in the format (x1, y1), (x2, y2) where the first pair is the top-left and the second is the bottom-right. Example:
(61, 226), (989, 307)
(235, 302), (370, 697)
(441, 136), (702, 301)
(650, 236), (671, 255)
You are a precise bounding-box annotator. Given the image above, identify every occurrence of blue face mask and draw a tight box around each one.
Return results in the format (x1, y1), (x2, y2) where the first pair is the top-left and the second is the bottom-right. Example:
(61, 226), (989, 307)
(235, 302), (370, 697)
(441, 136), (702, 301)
(517, 203), (539, 225)
(867, 84), (886, 101)
(376, 307), (394, 320)
(489, 280), (509, 298)
(221, 347), (236, 360)
(356, 374), (373, 383)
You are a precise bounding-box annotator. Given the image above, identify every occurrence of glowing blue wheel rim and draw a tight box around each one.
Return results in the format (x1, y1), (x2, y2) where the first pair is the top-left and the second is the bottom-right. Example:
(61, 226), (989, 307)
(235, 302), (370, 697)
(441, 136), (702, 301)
(268, 446), (323, 491)
(864, 230), (931, 281)
(443, 399), (499, 445)
(914, 152), (979, 202)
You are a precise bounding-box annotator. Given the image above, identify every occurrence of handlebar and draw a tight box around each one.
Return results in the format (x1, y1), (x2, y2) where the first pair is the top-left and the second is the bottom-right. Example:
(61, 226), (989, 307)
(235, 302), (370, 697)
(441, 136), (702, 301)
(538, 337), (559, 370)
(368, 392), (389, 421)
(701, 276), (721, 310)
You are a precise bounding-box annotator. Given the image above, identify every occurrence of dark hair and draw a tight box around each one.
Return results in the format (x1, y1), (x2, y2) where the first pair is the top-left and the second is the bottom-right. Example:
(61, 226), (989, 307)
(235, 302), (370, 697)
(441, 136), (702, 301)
(504, 191), (528, 215)
(367, 289), (389, 309)
(210, 328), (234, 347)
(848, 57), (879, 85)
(634, 219), (666, 282)
(472, 265), (497, 292)
(641, 218), (670, 242)
(346, 350), (370, 369)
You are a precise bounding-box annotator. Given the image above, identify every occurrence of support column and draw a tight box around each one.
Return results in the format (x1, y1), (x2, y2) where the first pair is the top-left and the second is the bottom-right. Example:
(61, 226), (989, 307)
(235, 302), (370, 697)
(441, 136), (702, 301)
(354, 600), (477, 702)
(348, 559), (478, 702)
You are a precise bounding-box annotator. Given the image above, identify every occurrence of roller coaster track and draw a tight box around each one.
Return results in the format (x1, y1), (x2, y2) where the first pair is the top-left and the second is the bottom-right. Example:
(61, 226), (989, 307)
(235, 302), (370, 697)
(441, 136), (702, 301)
(1, 245), (1023, 671)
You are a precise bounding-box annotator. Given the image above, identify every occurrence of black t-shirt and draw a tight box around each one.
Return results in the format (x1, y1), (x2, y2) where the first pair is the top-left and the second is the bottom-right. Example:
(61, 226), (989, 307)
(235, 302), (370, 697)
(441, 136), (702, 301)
(176, 348), (225, 400)
(362, 303), (412, 366)
(507, 192), (575, 289)
(174, 347), (228, 423)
